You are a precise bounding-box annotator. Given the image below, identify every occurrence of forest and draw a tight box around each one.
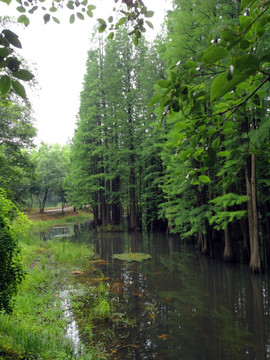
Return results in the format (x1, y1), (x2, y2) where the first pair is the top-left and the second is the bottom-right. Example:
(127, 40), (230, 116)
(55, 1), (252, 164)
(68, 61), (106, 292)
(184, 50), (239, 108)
(0, 0), (270, 356)
(2, 0), (269, 263)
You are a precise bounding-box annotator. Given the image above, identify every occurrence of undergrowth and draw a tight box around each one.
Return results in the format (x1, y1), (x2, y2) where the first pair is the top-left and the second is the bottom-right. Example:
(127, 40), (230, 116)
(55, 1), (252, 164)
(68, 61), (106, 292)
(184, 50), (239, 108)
(0, 230), (110, 359)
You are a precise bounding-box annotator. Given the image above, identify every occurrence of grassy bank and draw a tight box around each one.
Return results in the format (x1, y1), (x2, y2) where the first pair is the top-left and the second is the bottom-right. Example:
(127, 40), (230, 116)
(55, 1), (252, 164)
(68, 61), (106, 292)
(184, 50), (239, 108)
(0, 212), (112, 360)
(26, 208), (92, 232)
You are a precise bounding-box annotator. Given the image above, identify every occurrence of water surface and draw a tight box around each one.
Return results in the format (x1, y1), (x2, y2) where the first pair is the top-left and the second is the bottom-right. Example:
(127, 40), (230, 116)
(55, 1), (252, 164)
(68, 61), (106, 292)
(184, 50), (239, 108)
(47, 224), (270, 359)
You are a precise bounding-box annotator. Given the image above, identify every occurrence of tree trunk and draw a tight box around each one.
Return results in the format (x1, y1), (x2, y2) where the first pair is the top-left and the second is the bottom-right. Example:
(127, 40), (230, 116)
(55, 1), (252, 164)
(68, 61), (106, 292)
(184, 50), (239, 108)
(93, 204), (99, 227)
(129, 159), (137, 231)
(246, 154), (262, 273)
(223, 215), (234, 262)
(39, 186), (49, 213)
(112, 176), (121, 225)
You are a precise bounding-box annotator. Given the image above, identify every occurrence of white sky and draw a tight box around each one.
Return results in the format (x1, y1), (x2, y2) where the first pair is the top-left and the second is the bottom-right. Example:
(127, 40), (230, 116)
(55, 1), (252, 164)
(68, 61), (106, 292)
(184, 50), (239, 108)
(1, 0), (172, 145)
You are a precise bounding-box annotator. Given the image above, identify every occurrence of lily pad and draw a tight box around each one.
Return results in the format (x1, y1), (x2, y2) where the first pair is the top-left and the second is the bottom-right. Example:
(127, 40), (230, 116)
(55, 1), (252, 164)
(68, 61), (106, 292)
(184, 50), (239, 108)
(112, 253), (152, 262)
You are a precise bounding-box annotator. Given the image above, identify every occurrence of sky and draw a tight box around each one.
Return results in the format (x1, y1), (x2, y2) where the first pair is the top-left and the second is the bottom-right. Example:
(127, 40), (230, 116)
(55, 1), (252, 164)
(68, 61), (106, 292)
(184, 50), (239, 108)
(1, 0), (172, 145)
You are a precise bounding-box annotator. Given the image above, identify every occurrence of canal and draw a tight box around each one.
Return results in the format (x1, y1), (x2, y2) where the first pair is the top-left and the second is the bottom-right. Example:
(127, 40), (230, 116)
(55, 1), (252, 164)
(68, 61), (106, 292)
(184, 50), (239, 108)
(46, 223), (270, 359)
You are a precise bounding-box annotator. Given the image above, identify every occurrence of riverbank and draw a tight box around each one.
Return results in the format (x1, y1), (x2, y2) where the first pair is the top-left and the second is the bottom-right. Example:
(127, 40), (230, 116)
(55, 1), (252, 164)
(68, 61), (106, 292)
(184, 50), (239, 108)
(0, 210), (118, 359)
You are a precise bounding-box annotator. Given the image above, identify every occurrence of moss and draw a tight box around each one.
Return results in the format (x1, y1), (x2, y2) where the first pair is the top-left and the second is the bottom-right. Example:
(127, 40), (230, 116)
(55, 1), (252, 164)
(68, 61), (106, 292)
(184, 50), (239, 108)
(112, 253), (152, 262)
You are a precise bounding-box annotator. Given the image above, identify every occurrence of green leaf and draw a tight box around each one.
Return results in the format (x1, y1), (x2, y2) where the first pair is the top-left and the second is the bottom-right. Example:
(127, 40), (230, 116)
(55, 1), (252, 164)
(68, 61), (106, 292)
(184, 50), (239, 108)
(87, 4), (95, 16)
(191, 179), (200, 185)
(98, 23), (107, 33)
(28, 5), (38, 14)
(145, 20), (154, 29)
(87, 4), (96, 11)
(210, 67), (258, 103)
(108, 16), (113, 23)
(0, 0), (12, 4)
(0, 47), (9, 58)
(69, 14), (75, 24)
(116, 16), (126, 27)
(212, 138), (220, 150)
(2, 30), (22, 48)
(234, 54), (259, 72)
(183, 60), (197, 69)
(11, 79), (26, 98)
(52, 16), (60, 24)
(145, 10), (154, 18)
(201, 44), (228, 65)
(217, 150), (231, 157)
(43, 13), (51, 23)
(76, 12), (84, 20)
(199, 175), (211, 184)
(49, 6), (57, 12)
(7, 57), (20, 71)
(157, 80), (170, 88)
(13, 69), (34, 81)
(240, 39), (250, 49)
(16, 6), (26, 12)
(17, 14), (30, 26)
(221, 28), (236, 42)
(0, 75), (11, 95)
(148, 94), (163, 107)
(97, 18), (106, 25)
(252, 93), (261, 107)
(107, 32), (114, 40)
(134, 36), (139, 47)
(67, 0), (74, 10)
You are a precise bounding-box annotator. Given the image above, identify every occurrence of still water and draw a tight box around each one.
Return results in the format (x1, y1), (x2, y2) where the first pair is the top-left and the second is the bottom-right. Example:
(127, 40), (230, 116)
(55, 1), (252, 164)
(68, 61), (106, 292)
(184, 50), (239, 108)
(46, 223), (270, 360)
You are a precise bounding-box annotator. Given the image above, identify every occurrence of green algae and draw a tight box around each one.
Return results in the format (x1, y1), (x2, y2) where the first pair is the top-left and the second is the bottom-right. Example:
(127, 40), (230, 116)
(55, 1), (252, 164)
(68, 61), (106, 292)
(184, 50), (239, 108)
(112, 253), (152, 262)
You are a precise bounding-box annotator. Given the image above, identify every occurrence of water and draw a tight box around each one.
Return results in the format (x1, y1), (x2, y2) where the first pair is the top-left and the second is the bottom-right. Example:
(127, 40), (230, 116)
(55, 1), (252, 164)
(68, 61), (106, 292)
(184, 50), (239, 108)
(46, 223), (270, 360)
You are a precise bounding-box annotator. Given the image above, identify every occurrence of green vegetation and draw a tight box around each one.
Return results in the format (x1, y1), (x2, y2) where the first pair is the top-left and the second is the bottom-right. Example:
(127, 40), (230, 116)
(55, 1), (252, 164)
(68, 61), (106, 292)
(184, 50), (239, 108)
(0, 222), (118, 359)
(0, 1), (270, 355)
(27, 212), (91, 234)
(112, 253), (152, 262)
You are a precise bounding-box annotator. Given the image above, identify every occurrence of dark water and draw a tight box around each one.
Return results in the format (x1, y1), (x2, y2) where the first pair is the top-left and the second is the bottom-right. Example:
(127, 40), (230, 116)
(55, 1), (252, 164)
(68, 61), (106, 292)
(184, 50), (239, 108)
(47, 223), (270, 360)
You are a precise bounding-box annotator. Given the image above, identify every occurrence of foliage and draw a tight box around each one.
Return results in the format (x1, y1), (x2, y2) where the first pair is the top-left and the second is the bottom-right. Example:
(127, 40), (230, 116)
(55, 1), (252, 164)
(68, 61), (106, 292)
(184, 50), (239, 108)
(70, 29), (164, 230)
(0, 188), (25, 314)
(0, 24), (34, 99)
(0, 234), (110, 359)
(0, 1), (155, 100)
(31, 143), (70, 212)
(112, 252), (152, 262)
(0, 98), (36, 206)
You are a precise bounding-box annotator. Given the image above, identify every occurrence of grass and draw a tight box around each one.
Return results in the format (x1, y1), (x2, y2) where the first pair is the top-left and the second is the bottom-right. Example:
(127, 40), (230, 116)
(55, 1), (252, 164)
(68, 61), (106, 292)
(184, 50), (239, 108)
(0, 212), (112, 360)
(27, 209), (92, 233)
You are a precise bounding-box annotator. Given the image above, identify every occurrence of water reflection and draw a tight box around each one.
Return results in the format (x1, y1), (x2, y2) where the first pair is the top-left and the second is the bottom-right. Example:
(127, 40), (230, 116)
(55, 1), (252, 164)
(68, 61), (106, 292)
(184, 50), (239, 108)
(45, 223), (270, 359)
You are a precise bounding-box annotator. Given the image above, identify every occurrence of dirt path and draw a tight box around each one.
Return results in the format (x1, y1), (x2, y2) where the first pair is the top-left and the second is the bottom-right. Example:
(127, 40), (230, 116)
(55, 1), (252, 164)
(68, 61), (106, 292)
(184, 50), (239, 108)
(27, 207), (77, 221)
(43, 206), (74, 213)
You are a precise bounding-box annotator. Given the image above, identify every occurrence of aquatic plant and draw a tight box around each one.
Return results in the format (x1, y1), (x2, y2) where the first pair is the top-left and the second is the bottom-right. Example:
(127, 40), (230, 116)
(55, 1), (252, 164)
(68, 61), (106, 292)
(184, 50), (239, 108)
(112, 253), (152, 262)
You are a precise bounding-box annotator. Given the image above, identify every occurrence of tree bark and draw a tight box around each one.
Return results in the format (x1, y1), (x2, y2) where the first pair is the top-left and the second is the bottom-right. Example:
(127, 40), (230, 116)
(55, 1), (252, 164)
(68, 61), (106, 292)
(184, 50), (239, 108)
(223, 214), (234, 262)
(39, 186), (49, 213)
(246, 154), (262, 272)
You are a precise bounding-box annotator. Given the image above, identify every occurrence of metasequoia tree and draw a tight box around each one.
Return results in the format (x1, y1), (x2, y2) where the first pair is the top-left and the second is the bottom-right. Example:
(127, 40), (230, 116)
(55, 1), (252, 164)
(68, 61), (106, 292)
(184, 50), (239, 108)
(155, 0), (269, 272)
(71, 29), (162, 230)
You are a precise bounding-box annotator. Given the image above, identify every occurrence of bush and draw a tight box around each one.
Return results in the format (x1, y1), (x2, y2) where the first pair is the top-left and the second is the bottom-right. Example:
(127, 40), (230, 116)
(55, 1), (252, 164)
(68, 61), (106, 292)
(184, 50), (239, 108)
(0, 188), (25, 314)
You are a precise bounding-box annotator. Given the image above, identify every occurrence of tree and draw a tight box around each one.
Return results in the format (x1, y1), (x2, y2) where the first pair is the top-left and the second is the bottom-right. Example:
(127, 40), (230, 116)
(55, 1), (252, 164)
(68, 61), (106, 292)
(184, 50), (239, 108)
(0, 189), (25, 314)
(70, 29), (163, 230)
(31, 143), (70, 213)
(0, 99), (36, 206)
(154, 0), (269, 272)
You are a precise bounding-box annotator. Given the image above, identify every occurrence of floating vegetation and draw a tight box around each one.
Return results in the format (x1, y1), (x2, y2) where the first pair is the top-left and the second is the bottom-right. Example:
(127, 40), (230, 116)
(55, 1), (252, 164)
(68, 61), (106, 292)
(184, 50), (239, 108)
(112, 253), (152, 262)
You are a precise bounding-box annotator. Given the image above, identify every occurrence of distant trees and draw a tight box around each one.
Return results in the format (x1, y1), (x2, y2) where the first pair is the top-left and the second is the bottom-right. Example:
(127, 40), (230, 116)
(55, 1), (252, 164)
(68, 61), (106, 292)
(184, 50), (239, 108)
(70, 29), (166, 230)
(30, 143), (70, 213)
(0, 98), (36, 206)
